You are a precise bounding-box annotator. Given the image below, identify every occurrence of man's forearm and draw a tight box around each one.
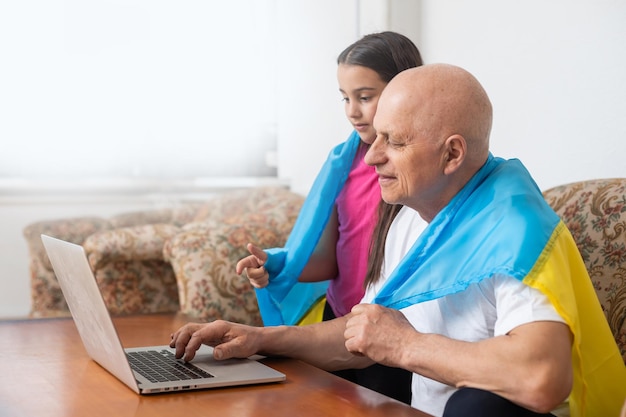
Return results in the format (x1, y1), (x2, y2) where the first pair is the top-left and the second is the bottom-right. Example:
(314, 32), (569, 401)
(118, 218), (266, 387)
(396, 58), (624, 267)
(258, 316), (373, 371)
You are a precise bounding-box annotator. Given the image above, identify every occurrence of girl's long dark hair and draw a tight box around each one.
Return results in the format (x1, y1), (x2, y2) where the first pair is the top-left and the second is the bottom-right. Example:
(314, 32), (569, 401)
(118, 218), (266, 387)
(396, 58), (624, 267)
(338, 32), (423, 288)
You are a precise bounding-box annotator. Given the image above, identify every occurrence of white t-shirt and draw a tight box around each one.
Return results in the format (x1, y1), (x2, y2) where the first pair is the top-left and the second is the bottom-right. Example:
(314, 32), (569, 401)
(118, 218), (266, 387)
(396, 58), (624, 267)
(362, 206), (566, 417)
(361, 205), (427, 304)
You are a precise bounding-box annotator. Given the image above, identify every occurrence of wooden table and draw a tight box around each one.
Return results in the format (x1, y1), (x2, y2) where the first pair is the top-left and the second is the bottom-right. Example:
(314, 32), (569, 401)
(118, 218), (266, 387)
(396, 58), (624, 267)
(0, 314), (430, 417)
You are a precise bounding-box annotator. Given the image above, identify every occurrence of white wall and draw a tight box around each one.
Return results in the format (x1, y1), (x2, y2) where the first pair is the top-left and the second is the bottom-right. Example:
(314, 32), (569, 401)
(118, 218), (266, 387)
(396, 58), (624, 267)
(273, 1), (358, 194)
(417, 0), (626, 190)
(2, 0), (625, 318)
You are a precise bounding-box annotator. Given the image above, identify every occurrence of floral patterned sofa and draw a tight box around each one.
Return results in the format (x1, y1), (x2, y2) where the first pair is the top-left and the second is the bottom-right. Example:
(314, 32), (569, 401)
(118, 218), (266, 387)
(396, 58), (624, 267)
(23, 187), (304, 323)
(542, 178), (626, 363)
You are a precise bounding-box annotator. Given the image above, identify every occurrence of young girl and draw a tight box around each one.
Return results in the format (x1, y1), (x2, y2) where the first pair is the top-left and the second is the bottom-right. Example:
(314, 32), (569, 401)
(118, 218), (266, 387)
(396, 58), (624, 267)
(238, 31), (422, 320)
(236, 31), (423, 404)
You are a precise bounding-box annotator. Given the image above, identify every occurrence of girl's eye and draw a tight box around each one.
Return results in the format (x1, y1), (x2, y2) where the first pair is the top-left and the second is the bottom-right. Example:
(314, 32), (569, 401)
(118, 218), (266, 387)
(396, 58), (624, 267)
(359, 96), (371, 102)
(341, 97), (349, 103)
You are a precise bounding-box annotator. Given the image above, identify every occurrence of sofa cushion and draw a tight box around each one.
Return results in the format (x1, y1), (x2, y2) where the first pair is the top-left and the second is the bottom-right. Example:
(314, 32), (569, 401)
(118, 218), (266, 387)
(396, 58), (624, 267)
(94, 259), (179, 315)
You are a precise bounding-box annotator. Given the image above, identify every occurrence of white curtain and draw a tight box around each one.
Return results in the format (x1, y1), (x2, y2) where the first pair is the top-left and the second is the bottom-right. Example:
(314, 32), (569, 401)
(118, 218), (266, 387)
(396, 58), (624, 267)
(0, 0), (278, 180)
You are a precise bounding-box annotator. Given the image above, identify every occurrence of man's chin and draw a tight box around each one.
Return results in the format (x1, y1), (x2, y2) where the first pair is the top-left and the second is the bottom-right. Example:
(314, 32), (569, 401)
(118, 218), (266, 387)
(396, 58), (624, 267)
(380, 192), (401, 205)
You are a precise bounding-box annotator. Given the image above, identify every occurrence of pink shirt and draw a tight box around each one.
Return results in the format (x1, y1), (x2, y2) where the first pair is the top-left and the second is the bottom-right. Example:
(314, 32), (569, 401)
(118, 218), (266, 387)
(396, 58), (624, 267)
(326, 144), (381, 317)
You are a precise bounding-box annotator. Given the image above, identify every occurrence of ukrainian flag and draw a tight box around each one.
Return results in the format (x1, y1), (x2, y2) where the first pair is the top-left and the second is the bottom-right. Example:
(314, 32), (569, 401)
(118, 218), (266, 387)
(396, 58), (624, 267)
(373, 154), (626, 417)
(255, 131), (361, 326)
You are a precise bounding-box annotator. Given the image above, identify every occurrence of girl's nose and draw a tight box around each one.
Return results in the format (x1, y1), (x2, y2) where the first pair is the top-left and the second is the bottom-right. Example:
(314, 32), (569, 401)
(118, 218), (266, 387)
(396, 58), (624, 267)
(346, 101), (361, 118)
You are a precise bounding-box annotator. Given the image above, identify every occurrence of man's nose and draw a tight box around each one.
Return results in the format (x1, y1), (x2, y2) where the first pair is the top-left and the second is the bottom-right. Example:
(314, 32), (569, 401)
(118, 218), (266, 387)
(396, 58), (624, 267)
(364, 138), (381, 166)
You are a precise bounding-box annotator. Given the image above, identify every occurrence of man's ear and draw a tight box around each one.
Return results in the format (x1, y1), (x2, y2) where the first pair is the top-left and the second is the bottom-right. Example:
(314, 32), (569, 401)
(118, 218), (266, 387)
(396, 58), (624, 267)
(442, 134), (466, 175)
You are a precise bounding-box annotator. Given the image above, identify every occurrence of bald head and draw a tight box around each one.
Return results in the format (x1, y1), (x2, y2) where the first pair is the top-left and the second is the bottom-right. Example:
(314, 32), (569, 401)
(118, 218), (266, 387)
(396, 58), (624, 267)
(380, 63), (492, 167)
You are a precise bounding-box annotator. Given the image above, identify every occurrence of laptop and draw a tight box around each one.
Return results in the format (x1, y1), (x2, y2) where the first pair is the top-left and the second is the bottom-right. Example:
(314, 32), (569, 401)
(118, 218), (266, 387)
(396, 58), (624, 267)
(40, 234), (286, 394)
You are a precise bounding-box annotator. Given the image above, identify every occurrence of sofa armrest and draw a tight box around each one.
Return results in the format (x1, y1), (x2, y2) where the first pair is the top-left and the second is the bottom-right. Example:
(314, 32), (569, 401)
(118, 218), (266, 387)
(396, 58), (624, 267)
(83, 223), (181, 270)
(23, 216), (112, 317)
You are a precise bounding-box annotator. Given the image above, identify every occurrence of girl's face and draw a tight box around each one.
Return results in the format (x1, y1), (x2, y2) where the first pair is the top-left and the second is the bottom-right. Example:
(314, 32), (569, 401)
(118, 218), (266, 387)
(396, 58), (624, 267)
(337, 64), (388, 145)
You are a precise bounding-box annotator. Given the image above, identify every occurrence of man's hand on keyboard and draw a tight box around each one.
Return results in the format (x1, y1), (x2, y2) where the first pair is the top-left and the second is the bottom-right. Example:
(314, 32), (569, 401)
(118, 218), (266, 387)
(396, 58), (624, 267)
(170, 320), (264, 362)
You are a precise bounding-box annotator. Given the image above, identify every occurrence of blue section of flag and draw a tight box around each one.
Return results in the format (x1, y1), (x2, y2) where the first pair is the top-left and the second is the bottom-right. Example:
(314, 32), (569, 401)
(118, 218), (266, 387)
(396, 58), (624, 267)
(255, 131), (361, 326)
(373, 154), (560, 309)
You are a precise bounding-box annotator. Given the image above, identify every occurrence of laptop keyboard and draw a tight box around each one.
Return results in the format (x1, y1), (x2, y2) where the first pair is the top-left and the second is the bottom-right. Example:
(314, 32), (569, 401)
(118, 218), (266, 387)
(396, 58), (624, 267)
(127, 349), (214, 383)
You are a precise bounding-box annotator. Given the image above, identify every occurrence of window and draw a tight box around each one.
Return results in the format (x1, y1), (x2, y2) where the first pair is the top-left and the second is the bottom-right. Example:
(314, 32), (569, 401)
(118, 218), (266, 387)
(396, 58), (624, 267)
(0, 0), (278, 181)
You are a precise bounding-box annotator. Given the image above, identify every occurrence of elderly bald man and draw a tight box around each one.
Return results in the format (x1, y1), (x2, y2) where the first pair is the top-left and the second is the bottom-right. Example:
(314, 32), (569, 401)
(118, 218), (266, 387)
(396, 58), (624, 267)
(170, 64), (625, 417)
